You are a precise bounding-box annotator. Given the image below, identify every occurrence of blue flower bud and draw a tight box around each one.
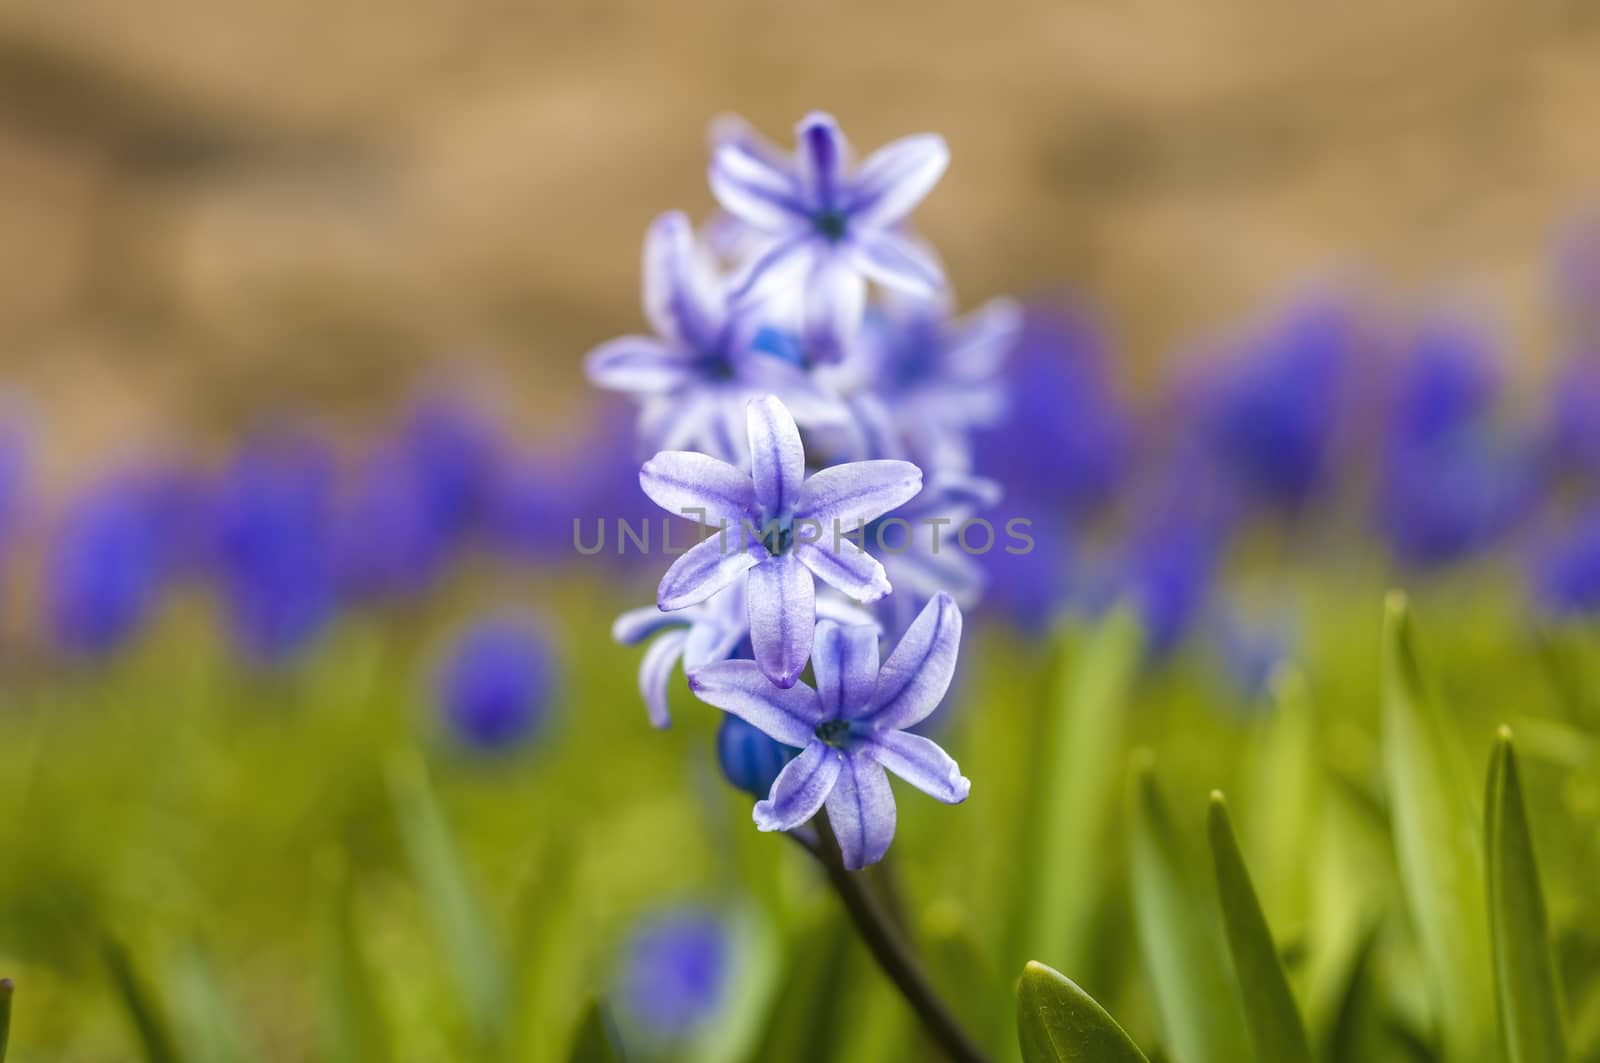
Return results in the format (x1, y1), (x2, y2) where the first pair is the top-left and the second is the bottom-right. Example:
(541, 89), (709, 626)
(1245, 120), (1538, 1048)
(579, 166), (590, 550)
(715, 713), (794, 797)
(436, 617), (554, 752)
(617, 908), (729, 1042)
(45, 475), (166, 659)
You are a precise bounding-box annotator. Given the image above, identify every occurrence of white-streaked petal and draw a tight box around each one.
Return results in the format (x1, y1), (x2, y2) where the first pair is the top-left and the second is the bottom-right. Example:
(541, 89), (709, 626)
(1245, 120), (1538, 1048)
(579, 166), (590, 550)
(585, 336), (698, 394)
(864, 729), (970, 803)
(852, 231), (945, 297)
(825, 752), (897, 869)
(746, 551), (815, 688)
(638, 627), (689, 729)
(612, 605), (684, 645)
(798, 459), (923, 529)
(858, 592), (962, 728)
(797, 112), (848, 211)
(688, 660), (823, 747)
(657, 535), (762, 611)
(848, 133), (949, 228)
(746, 395), (806, 519)
(710, 142), (806, 231)
(802, 257), (867, 363)
(795, 539), (891, 603)
(753, 740), (842, 831)
(642, 211), (725, 351)
(812, 619), (880, 718)
(640, 451), (757, 527)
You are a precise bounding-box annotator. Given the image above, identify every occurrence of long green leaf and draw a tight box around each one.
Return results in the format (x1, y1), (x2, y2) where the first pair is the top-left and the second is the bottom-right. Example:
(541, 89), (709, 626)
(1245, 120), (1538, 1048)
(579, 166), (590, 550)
(1016, 961), (1149, 1063)
(1485, 727), (1568, 1063)
(385, 754), (507, 1053)
(320, 852), (391, 1063)
(1379, 592), (1496, 1062)
(1024, 608), (1143, 969)
(1207, 791), (1313, 1063)
(566, 998), (622, 1063)
(101, 939), (181, 1063)
(1128, 757), (1250, 1063)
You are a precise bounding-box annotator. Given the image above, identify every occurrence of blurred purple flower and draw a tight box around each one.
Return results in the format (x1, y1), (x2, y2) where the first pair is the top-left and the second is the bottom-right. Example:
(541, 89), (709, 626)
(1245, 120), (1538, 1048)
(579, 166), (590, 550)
(863, 473), (1000, 637)
(689, 595), (969, 870)
(332, 447), (450, 602)
(977, 507), (1073, 634)
(436, 615), (555, 751)
(1545, 355), (1600, 482)
(212, 429), (336, 664)
(1530, 504), (1600, 619)
(395, 392), (501, 541)
(640, 395), (921, 688)
(45, 473), (168, 659)
(710, 112), (949, 361)
(617, 909), (730, 1041)
(586, 211), (843, 463)
(972, 305), (1130, 517)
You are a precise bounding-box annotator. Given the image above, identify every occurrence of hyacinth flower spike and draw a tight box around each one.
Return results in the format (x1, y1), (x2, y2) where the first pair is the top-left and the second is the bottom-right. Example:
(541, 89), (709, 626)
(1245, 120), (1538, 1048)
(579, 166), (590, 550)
(640, 395), (921, 687)
(710, 112), (950, 360)
(586, 211), (840, 462)
(688, 593), (969, 869)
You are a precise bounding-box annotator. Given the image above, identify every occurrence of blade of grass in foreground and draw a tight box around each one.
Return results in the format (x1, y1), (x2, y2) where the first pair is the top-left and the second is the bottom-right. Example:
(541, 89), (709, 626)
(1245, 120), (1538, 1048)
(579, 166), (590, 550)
(319, 851), (391, 1063)
(1128, 756), (1249, 1063)
(566, 998), (622, 1063)
(1380, 593), (1496, 1063)
(386, 753), (507, 1053)
(1485, 728), (1568, 1063)
(1207, 792), (1313, 1063)
(1022, 609), (1142, 969)
(1016, 961), (1148, 1063)
(101, 939), (181, 1063)
(1, 977), (12, 1063)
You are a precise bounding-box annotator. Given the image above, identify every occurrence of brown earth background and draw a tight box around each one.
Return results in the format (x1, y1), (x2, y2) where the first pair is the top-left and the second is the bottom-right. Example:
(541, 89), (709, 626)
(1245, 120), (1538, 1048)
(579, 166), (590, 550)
(4, 0), (1599, 484)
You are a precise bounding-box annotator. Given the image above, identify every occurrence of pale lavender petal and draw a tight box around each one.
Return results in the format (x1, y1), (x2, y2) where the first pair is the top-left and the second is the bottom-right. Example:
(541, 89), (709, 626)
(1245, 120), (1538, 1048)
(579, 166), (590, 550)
(657, 534), (763, 610)
(730, 234), (814, 304)
(858, 592), (962, 727)
(848, 133), (949, 228)
(812, 619), (880, 718)
(797, 112), (847, 211)
(736, 354), (850, 429)
(802, 257), (866, 362)
(688, 659), (823, 747)
(863, 729), (970, 803)
(894, 473), (1001, 526)
(799, 460), (923, 528)
(795, 539), (891, 603)
(682, 617), (746, 671)
(585, 336), (699, 394)
(612, 605), (685, 645)
(642, 211), (724, 351)
(640, 451), (758, 527)
(639, 627), (689, 729)
(815, 592), (884, 631)
(746, 395), (806, 519)
(944, 298), (1022, 381)
(710, 142), (806, 231)
(707, 113), (792, 172)
(852, 230), (945, 296)
(746, 551), (815, 688)
(825, 752), (897, 869)
(753, 739), (842, 831)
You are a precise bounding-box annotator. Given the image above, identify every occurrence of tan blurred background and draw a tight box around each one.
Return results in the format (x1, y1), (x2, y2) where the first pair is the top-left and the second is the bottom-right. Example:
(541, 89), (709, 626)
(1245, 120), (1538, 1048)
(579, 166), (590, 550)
(4, 0), (1599, 481)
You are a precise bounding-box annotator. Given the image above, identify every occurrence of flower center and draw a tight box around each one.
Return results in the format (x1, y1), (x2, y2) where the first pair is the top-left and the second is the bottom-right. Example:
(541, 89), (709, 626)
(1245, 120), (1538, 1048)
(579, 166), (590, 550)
(814, 719), (853, 747)
(813, 209), (848, 243)
(759, 518), (795, 558)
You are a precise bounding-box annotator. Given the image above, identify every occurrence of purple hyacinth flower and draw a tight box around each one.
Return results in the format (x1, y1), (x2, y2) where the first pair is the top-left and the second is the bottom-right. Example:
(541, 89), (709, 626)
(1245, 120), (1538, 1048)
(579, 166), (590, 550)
(332, 446), (451, 602)
(211, 428), (336, 664)
(613, 583), (749, 728)
(437, 616), (555, 751)
(640, 395), (922, 688)
(45, 473), (168, 659)
(710, 112), (950, 361)
(586, 211), (842, 463)
(717, 714), (796, 798)
(1546, 356), (1600, 481)
(862, 473), (1000, 637)
(617, 908), (730, 1042)
(688, 594), (969, 870)
(1530, 504), (1600, 619)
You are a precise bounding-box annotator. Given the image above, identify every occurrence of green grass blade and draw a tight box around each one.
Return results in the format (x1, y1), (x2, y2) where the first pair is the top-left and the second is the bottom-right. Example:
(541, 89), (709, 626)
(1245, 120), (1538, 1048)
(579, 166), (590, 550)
(385, 753), (507, 1053)
(1207, 791), (1313, 1063)
(320, 852), (391, 1063)
(101, 939), (181, 1063)
(1128, 756), (1250, 1063)
(1, 977), (12, 1063)
(1379, 592), (1496, 1062)
(1016, 961), (1149, 1063)
(1023, 608), (1143, 968)
(566, 998), (622, 1063)
(1485, 728), (1569, 1063)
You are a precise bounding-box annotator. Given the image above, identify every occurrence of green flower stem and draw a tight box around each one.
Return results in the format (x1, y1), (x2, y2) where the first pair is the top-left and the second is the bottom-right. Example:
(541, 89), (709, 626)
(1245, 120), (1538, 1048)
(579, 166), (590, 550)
(790, 816), (991, 1063)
